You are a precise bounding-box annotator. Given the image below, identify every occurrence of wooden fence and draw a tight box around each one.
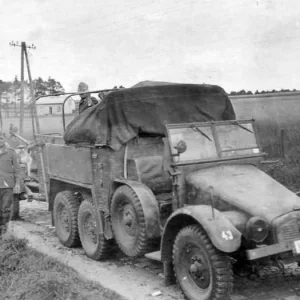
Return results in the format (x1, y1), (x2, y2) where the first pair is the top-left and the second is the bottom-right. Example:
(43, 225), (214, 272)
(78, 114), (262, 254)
(1, 108), (32, 118)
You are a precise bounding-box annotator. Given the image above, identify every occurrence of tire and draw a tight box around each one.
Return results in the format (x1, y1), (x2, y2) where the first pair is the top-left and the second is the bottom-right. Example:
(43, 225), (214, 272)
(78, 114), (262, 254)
(173, 225), (233, 300)
(78, 198), (111, 260)
(53, 191), (80, 248)
(111, 185), (149, 257)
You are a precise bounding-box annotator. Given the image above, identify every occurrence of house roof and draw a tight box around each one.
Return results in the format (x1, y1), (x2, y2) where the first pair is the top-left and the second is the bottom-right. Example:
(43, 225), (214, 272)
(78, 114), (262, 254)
(37, 95), (75, 105)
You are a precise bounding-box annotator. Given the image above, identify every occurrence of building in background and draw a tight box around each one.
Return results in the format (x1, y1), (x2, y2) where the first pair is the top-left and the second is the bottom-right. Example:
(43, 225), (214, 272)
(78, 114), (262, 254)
(36, 95), (76, 116)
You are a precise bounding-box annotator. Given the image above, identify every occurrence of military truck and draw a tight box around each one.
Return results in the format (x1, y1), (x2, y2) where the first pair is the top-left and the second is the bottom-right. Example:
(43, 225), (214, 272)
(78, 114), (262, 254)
(35, 83), (300, 300)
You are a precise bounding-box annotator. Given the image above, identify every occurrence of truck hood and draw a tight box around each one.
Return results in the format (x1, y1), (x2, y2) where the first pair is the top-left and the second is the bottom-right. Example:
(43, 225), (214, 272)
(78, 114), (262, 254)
(186, 164), (300, 222)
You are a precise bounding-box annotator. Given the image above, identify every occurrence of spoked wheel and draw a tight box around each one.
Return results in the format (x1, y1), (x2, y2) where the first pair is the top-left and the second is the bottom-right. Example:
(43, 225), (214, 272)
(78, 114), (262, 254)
(111, 185), (150, 257)
(78, 198), (111, 260)
(53, 191), (80, 248)
(173, 225), (233, 300)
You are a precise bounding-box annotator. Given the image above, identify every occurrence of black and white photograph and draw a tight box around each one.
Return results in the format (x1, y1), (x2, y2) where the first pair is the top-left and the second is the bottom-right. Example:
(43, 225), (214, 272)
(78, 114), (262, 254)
(1, 1), (300, 299)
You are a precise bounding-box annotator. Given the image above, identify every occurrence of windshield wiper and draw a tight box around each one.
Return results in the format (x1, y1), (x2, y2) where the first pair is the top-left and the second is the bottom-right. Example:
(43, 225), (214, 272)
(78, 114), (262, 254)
(190, 125), (212, 141)
(231, 121), (253, 134)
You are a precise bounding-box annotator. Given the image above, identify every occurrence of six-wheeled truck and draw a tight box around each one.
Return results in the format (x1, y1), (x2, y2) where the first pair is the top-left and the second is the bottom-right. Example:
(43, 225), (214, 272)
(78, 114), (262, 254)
(34, 83), (300, 300)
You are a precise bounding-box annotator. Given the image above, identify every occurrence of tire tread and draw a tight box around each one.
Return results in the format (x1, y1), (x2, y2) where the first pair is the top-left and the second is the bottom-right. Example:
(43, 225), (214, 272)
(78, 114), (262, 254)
(78, 197), (111, 261)
(111, 185), (150, 257)
(53, 191), (80, 248)
(173, 225), (233, 300)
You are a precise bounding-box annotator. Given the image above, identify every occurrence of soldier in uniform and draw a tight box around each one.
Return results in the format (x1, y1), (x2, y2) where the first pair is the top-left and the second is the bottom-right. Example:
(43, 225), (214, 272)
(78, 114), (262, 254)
(78, 82), (98, 113)
(0, 132), (21, 235)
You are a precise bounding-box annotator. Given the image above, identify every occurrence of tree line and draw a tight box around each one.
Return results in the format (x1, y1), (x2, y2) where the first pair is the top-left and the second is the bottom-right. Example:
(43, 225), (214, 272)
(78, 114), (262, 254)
(229, 88), (298, 96)
(0, 76), (64, 106)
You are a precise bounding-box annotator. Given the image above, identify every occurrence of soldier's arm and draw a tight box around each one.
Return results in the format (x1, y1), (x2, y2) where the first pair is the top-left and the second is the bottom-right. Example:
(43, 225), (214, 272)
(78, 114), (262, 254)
(91, 97), (98, 105)
(12, 150), (21, 185)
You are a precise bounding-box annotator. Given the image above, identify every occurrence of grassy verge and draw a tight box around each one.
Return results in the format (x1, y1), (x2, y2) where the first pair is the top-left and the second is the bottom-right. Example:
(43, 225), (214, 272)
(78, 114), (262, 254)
(0, 236), (125, 300)
(256, 120), (300, 191)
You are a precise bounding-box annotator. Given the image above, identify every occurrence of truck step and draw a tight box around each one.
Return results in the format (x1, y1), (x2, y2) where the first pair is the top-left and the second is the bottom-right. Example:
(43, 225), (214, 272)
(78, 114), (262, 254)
(145, 251), (161, 262)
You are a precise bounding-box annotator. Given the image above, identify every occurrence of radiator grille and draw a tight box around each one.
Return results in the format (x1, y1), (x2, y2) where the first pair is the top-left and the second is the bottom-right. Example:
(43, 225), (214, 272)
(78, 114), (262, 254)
(278, 218), (300, 242)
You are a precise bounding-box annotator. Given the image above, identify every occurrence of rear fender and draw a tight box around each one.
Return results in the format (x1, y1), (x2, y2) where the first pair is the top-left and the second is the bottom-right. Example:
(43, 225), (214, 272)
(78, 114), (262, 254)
(161, 205), (242, 262)
(113, 179), (161, 238)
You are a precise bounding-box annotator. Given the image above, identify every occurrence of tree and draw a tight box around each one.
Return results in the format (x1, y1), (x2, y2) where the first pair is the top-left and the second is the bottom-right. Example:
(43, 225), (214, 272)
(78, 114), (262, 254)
(34, 77), (48, 97)
(9, 76), (21, 102)
(33, 77), (65, 97)
(0, 81), (11, 95)
(0, 80), (12, 131)
(47, 77), (64, 94)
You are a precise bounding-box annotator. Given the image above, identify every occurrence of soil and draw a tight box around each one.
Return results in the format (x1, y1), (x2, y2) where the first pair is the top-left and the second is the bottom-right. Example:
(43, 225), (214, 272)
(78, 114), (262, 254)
(7, 200), (300, 300)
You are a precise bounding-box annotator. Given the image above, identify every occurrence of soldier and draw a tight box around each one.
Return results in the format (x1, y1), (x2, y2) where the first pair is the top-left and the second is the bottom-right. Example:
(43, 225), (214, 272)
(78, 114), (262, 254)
(0, 132), (21, 235)
(78, 82), (98, 113)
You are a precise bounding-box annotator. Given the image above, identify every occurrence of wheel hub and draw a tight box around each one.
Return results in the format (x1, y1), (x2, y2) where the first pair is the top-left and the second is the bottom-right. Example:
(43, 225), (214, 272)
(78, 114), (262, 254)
(84, 214), (97, 244)
(189, 260), (204, 278)
(124, 211), (133, 226)
(186, 250), (211, 289)
(122, 205), (137, 236)
(59, 208), (70, 233)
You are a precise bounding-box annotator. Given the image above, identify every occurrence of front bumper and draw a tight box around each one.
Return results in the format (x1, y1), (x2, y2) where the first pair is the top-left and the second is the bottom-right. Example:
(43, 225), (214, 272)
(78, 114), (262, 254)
(246, 241), (300, 260)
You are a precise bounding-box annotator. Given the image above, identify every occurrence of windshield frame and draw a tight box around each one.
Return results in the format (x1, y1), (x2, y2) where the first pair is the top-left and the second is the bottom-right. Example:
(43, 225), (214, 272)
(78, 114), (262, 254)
(166, 119), (264, 165)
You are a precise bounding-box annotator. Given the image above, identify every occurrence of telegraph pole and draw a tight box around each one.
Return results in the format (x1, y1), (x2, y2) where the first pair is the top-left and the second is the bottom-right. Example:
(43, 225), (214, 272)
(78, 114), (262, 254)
(9, 41), (38, 135)
(23, 45), (39, 134)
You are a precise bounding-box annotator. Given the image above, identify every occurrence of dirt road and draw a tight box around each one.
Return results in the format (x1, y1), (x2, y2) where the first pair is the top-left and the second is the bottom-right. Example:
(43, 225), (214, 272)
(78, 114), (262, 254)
(7, 201), (300, 300)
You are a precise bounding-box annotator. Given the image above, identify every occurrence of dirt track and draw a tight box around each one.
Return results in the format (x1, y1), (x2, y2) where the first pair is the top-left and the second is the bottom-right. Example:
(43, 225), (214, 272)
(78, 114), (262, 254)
(7, 201), (300, 300)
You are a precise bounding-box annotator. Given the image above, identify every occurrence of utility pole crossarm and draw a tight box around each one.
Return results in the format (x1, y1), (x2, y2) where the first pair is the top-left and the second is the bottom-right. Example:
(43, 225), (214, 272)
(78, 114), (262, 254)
(9, 41), (36, 49)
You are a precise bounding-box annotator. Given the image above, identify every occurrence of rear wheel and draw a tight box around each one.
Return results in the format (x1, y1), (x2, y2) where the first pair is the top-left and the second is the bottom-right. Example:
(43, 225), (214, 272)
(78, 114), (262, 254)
(111, 185), (150, 257)
(173, 225), (233, 300)
(78, 198), (111, 260)
(53, 191), (80, 248)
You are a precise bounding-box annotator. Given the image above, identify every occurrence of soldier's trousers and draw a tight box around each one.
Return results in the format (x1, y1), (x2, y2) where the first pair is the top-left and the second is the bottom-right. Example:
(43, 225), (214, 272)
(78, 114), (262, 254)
(0, 188), (13, 227)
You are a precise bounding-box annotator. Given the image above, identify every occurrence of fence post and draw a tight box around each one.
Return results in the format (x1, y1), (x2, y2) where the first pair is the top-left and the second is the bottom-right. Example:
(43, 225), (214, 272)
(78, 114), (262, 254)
(280, 128), (285, 158)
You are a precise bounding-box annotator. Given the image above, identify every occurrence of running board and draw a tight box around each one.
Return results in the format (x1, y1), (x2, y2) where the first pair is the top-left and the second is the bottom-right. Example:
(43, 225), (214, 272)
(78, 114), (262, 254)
(145, 251), (161, 262)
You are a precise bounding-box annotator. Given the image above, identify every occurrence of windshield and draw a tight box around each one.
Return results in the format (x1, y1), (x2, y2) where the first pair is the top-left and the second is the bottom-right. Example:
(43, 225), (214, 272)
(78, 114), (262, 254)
(169, 126), (218, 161)
(167, 121), (260, 163)
(216, 123), (259, 158)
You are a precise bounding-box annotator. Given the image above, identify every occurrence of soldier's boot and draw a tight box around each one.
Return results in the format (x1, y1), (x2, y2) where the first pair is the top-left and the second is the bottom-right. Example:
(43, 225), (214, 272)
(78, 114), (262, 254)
(0, 210), (10, 237)
(10, 195), (23, 221)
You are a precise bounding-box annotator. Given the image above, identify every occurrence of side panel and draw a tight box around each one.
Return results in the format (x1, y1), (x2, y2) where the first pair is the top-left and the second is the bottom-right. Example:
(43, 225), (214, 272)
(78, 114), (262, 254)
(161, 205), (242, 262)
(46, 144), (93, 184)
(114, 179), (161, 238)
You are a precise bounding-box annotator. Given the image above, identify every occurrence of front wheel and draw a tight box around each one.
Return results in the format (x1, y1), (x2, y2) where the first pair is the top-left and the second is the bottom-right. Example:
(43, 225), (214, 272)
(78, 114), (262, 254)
(173, 225), (233, 300)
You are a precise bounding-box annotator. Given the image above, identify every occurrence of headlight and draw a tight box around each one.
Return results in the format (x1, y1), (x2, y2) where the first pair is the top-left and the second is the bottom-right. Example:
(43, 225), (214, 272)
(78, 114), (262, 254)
(245, 217), (269, 243)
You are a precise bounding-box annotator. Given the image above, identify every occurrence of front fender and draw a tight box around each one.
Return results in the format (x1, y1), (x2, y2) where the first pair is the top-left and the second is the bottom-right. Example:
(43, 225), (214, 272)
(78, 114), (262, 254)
(113, 179), (161, 238)
(161, 205), (242, 262)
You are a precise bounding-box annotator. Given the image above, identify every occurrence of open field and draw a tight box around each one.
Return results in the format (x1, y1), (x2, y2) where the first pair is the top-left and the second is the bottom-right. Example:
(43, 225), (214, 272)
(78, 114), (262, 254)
(231, 92), (300, 125)
(2, 115), (75, 141)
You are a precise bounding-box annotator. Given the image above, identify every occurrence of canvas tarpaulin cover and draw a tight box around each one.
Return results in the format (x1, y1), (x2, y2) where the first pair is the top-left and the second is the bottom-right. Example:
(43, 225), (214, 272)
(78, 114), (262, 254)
(64, 83), (236, 150)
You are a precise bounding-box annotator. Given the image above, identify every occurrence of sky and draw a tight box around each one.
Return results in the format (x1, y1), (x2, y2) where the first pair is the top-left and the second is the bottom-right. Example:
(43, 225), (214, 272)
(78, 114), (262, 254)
(1, 0), (300, 93)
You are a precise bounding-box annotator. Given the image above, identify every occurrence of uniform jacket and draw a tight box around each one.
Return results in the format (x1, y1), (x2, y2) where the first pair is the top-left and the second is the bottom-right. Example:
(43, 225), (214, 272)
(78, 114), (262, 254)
(79, 96), (98, 113)
(0, 146), (21, 188)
